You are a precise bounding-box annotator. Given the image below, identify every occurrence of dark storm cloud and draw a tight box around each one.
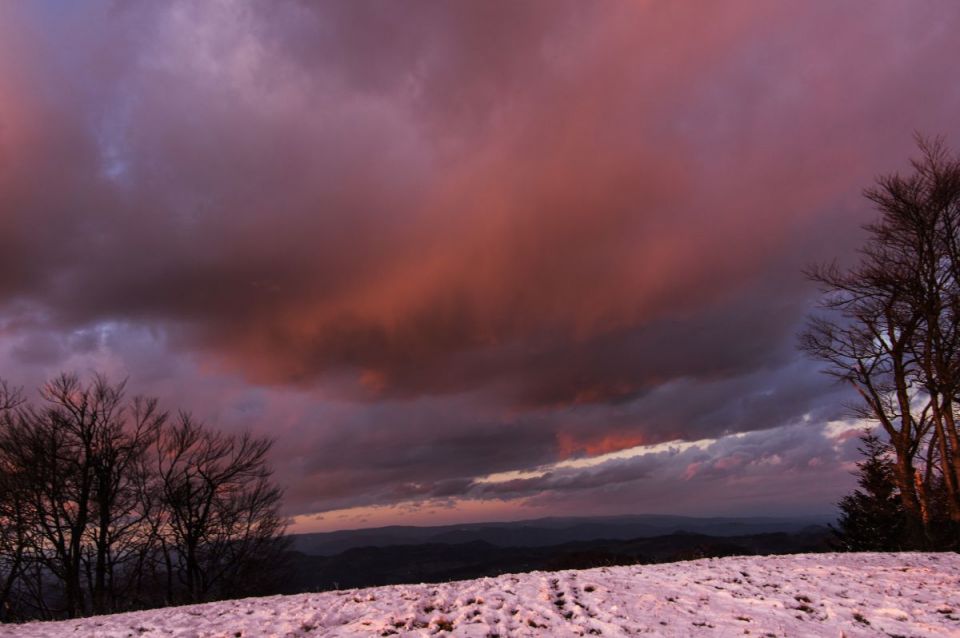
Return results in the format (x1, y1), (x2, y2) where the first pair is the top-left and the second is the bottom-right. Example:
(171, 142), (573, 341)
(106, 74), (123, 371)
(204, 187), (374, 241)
(1, 1), (960, 524)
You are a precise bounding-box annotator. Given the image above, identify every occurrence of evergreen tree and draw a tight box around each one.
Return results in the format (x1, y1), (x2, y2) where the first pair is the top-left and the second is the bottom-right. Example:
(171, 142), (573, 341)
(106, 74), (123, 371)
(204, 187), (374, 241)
(833, 432), (907, 551)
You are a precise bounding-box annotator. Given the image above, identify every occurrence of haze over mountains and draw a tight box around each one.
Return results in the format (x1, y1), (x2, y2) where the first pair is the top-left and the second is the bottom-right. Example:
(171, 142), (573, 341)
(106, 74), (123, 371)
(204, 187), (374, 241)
(282, 514), (833, 593)
(290, 514), (831, 556)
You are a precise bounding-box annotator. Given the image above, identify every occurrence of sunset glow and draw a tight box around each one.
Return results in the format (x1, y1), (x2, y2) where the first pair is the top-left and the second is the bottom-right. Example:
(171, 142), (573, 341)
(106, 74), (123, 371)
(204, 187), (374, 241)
(1, 1), (958, 533)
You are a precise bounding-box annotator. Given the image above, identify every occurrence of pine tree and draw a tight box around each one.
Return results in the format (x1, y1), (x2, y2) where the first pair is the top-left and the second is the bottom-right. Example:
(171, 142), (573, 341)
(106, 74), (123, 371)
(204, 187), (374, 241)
(833, 432), (908, 551)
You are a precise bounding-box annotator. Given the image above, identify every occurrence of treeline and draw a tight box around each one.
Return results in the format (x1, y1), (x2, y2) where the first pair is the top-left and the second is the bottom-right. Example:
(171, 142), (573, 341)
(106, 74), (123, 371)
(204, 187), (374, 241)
(803, 136), (960, 550)
(0, 374), (287, 622)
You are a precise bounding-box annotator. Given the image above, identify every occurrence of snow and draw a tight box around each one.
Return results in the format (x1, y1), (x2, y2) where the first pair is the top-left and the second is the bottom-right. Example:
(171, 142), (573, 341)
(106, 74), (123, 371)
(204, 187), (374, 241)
(3, 553), (959, 637)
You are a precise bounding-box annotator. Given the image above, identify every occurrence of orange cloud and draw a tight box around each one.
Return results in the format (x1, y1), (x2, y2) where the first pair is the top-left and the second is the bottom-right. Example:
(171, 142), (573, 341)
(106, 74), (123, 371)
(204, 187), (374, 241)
(556, 431), (647, 460)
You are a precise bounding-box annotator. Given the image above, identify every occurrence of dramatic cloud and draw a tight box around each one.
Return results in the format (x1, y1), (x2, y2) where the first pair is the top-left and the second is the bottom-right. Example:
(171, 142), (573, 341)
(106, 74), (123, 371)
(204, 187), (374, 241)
(1, 1), (959, 528)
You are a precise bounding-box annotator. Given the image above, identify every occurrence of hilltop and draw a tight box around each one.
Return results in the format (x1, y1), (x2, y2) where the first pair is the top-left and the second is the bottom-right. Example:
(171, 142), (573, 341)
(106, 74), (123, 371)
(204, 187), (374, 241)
(4, 552), (958, 637)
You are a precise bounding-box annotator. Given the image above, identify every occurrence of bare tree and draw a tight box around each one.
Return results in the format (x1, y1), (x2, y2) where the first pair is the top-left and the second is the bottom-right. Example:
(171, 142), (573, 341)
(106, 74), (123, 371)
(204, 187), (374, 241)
(802, 136), (960, 545)
(0, 381), (27, 620)
(800, 239), (932, 535)
(867, 139), (960, 522)
(0, 375), (169, 617)
(0, 373), (288, 619)
(0, 375), (126, 617)
(155, 415), (286, 604)
(84, 395), (166, 614)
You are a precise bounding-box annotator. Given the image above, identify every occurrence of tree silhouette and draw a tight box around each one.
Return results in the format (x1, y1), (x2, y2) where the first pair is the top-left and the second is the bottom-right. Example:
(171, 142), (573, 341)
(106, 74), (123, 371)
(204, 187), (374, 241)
(832, 432), (907, 551)
(802, 135), (960, 547)
(0, 373), (288, 620)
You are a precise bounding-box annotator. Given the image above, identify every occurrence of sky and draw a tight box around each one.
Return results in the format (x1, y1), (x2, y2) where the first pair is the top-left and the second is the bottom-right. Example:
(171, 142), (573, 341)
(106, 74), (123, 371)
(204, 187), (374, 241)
(1, 1), (959, 533)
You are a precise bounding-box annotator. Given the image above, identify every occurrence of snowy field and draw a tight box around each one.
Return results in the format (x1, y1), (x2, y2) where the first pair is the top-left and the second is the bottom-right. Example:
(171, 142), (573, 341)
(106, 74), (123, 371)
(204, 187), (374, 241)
(3, 553), (959, 637)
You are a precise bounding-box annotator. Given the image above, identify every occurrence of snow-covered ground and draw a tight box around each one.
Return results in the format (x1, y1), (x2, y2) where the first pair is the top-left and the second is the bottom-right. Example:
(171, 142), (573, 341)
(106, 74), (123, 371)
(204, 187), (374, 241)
(3, 553), (959, 637)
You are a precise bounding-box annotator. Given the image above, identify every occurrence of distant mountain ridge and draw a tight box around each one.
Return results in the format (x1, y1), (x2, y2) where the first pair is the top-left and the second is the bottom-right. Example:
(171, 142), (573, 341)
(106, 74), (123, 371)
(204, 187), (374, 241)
(280, 529), (833, 593)
(290, 513), (832, 556)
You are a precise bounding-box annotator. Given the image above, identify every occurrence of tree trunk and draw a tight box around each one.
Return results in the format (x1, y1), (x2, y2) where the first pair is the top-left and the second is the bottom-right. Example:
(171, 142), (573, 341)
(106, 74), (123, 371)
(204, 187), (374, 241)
(940, 398), (960, 512)
(930, 398), (960, 522)
(94, 496), (110, 614)
(892, 452), (926, 548)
